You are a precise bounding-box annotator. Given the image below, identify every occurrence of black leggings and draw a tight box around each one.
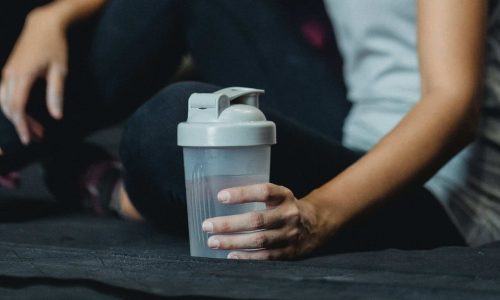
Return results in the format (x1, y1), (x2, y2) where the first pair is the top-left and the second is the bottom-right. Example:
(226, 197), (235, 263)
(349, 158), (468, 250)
(0, 0), (187, 172)
(0, 0), (347, 173)
(120, 81), (466, 253)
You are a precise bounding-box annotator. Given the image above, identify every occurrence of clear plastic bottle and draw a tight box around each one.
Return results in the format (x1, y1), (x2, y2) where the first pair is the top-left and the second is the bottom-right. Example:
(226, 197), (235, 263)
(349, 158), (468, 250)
(178, 87), (276, 258)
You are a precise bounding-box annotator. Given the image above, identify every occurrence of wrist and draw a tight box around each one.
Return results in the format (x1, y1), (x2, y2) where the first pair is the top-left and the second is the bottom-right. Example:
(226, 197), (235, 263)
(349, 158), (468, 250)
(300, 187), (353, 238)
(28, 0), (105, 31)
(27, 5), (70, 31)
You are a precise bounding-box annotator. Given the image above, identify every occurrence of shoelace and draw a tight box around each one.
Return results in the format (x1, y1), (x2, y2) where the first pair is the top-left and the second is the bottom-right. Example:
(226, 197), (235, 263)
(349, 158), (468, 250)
(80, 160), (122, 216)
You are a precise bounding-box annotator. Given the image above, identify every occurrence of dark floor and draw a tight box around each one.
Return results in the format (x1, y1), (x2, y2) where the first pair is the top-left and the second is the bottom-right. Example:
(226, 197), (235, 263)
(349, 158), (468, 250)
(1, 128), (500, 300)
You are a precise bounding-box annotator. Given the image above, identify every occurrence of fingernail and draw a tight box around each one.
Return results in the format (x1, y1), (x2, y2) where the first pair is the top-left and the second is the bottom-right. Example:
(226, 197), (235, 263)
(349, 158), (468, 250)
(52, 106), (62, 119)
(21, 135), (29, 145)
(218, 191), (230, 203)
(202, 221), (213, 233)
(54, 109), (63, 120)
(207, 237), (220, 249)
(227, 253), (239, 259)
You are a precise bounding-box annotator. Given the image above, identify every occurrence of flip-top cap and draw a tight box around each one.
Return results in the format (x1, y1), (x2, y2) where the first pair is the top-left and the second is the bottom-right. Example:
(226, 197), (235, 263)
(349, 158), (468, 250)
(177, 87), (276, 147)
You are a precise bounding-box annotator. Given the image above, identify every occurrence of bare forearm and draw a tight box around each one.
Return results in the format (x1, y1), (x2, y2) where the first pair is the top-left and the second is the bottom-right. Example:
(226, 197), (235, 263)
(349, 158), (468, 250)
(306, 91), (479, 226)
(303, 0), (486, 234)
(31, 0), (106, 29)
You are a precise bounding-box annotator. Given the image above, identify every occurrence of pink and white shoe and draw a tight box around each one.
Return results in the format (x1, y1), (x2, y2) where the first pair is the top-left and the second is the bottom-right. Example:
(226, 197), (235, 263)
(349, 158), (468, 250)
(0, 172), (20, 190)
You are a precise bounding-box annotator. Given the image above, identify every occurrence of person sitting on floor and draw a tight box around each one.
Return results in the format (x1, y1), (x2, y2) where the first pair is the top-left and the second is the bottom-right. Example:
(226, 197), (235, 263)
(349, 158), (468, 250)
(0, 0), (342, 218)
(118, 0), (500, 259)
(3, 0), (499, 259)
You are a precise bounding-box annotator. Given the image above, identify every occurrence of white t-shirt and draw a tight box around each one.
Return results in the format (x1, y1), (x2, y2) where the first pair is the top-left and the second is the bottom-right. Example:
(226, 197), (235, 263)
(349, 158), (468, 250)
(324, 0), (500, 246)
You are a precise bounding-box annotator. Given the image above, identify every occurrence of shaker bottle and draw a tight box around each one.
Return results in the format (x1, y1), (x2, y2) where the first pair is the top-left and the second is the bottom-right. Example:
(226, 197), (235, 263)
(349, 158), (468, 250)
(177, 87), (276, 258)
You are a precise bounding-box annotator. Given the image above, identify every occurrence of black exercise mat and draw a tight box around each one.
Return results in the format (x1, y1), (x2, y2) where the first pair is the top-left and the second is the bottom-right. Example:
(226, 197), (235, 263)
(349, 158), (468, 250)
(1, 212), (500, 300)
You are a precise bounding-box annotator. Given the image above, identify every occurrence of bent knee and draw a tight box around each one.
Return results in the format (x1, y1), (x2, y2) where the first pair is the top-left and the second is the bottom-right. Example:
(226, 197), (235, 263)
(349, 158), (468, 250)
(120, 82), (217, 154)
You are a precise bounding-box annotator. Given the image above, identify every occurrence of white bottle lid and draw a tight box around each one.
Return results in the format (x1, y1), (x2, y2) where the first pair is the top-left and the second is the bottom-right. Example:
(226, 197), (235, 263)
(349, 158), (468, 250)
(177, 87), (276, 147)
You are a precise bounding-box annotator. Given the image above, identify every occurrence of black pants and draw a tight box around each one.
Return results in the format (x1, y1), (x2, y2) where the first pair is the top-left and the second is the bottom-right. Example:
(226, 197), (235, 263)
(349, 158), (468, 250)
(120, 81), (466, 253)
(1, 0), (346, 173)
(0, 0), (182, 172)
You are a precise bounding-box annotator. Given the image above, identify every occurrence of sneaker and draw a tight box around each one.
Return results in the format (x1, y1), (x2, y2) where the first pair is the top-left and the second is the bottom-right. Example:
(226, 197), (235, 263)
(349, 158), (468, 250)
(0, 172), (20, 190)
(79, 159), (123, 216)
(43, 142), (122, 216)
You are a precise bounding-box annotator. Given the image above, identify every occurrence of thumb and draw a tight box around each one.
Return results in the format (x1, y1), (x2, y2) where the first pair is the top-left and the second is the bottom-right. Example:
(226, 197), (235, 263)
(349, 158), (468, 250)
(46, 63), (66, 120)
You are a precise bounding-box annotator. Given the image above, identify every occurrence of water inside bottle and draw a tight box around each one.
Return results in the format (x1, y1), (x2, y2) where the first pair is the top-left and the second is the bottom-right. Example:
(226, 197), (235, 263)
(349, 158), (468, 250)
(185, 174), (268, 258)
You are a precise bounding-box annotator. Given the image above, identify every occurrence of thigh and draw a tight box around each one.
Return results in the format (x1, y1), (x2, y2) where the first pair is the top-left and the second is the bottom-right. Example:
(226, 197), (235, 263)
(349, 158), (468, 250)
(267, 109), (361, 198)
(120, 82), (219, 231)
(120, 81), (357, 229)
(85, 0), (187, 113)
(186, 0), (350, 140)
(60, 0), (188, 132)
(121, 81), (464, 251)
(0, 0), (187, 172)
(319, 187), (466, 254)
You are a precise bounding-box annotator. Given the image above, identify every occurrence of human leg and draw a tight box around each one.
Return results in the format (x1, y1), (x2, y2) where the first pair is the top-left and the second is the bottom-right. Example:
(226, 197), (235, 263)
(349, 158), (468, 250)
(322, 187), (467, 254)
(39, 0), (188, 207)
(119, 82), (216, 231)
(0, 0), (187, 174)
(120, 81), (465, 250)
(185, 0), (349, 140)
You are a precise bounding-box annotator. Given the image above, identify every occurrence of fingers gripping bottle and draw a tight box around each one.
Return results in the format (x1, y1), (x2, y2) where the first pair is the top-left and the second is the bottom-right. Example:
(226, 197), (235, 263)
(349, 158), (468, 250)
(177, 87), (276, 258)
